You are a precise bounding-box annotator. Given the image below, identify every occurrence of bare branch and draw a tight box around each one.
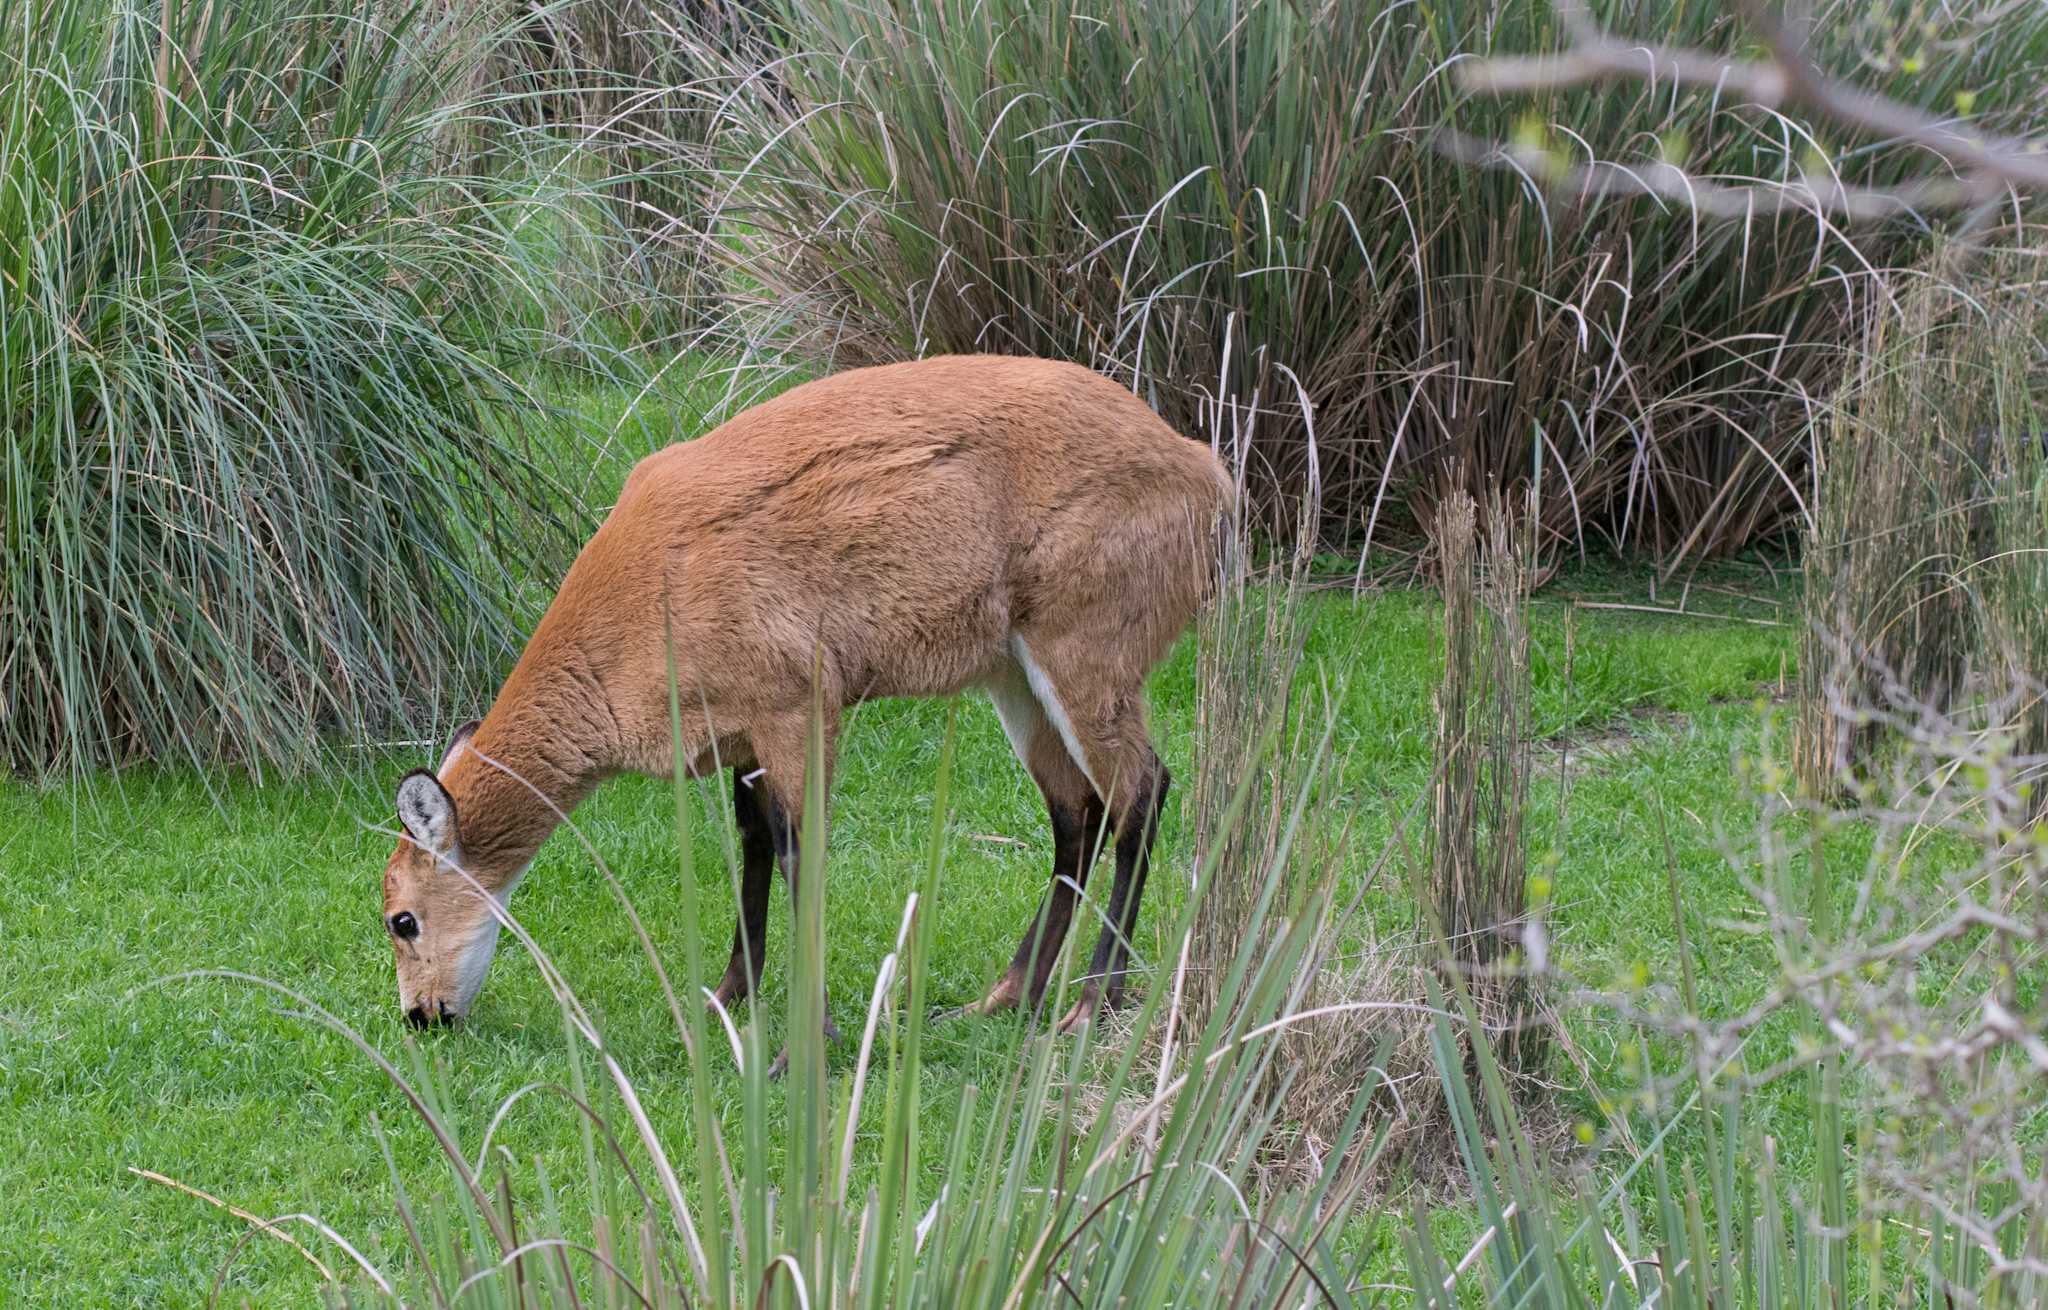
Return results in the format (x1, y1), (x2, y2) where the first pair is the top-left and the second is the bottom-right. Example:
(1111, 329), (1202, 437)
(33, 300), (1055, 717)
(1451, 2), (2048, 215)
(1433, 127), (1984, 221)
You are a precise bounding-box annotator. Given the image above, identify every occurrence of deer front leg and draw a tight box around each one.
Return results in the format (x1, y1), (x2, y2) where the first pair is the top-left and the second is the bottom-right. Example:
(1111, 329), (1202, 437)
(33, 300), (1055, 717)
(710, 765), (776, 1012)
(747, 709), (842, 1079)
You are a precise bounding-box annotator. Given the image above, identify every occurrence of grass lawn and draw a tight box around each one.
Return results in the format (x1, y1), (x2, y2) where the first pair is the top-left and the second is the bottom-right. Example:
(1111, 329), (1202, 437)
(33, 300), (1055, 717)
(0, 541), (1805, 1305)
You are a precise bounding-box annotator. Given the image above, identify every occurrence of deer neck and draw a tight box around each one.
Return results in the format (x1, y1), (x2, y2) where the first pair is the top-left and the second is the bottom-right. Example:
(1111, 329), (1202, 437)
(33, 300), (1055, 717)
(440, 644), (620, 889)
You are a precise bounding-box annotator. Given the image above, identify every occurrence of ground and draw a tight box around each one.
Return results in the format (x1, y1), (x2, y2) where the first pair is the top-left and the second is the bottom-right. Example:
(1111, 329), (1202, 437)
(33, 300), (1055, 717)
(0, 548), (1800, 1306)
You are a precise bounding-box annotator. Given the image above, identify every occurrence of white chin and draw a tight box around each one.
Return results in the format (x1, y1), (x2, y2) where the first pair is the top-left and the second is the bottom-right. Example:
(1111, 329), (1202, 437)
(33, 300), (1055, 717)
(447, 919), (505, 1017)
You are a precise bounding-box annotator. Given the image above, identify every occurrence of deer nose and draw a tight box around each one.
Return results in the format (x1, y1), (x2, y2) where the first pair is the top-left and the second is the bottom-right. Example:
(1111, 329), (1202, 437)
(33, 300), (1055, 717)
(406, 1000), (456, 1029)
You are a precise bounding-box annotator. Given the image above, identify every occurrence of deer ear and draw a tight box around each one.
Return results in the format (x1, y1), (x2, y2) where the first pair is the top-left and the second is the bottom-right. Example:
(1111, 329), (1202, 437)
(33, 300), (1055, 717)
(397, 770), (458, 855)
(440, 719), (480, 774)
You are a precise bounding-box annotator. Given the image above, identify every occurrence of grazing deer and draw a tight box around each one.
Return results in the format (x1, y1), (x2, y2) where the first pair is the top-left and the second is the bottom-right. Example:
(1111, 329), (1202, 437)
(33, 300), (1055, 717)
(381, 354), (1233, 1045)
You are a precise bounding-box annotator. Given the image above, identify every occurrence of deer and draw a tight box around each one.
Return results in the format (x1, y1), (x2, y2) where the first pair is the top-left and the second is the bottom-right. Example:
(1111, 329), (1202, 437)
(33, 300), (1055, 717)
(380, 354), (1234, 1053)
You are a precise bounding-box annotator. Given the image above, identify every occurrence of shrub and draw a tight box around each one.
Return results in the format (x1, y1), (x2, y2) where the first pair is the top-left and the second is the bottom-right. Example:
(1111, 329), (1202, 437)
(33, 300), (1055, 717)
(670, 0), (2048, 561)
(0, 0), (594, 774)
(1575, 681), (2048, 1306)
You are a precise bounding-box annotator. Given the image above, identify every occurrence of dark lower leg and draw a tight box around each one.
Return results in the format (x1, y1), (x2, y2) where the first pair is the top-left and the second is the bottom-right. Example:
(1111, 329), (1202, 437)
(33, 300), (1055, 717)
(712, 769), (775, 1009)
(1063, 761), (1168, 1029)
(764, 785), (839, 1046)
(742, 717), (843, 1079)
(1018, 793), (1108, 1008)
(971, 792), (1107, 1015)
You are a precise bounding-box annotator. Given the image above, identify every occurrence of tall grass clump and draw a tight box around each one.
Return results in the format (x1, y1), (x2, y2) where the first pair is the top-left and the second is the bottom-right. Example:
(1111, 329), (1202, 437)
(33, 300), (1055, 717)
(1179, 534), (1436, 1180)
(478, 0), (760, 339)
(0, 0), (595, 775)
(1963, 256), (2048, 777)
(1428, 487), (1543, 1075)
(1798, 246), (2048, 793)
(670, 0), (2048, 560)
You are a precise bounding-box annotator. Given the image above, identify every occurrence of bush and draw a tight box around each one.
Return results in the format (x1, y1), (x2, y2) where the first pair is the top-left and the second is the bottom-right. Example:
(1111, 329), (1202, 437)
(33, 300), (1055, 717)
(0, 0), (595, 774)
(1585, 682), (2048, 1306)
(672, 0), (2048, 560)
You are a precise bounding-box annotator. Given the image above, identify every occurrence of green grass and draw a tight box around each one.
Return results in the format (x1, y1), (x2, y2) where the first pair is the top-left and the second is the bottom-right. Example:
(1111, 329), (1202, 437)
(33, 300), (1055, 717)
(1, 533), (1801, 1304)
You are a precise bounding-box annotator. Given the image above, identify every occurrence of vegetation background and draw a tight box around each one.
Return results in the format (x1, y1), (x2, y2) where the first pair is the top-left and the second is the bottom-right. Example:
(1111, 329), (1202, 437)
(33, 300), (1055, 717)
(3, 0), (2045, 1304)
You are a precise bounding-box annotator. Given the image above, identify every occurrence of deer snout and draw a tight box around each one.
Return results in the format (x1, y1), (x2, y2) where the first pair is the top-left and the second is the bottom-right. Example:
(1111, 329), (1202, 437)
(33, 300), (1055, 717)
(404, 999), (457, 1029)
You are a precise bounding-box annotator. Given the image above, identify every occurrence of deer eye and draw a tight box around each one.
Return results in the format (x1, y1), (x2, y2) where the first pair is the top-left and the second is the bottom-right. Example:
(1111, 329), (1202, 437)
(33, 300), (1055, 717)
(389, 911), (419, 941)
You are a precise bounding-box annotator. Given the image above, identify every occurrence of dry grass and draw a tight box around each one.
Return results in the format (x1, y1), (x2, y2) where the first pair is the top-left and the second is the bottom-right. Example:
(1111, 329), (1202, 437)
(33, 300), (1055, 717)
(1160, 485), (1551, 1189)
(1964, 254), (2048, 778)
(1175, 560), (1443, 1185)
(1429, 487), (1546, 1078)
(1797, 243), (2048, 794)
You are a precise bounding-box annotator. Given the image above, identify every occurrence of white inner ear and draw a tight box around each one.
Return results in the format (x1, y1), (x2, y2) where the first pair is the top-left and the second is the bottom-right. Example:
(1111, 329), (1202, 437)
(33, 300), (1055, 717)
(439, 720), (478, 776)
(397, 774), (457, 855)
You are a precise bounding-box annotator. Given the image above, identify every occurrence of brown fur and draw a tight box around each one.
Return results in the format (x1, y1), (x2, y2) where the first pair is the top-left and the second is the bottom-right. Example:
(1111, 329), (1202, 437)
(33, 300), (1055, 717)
(382, 355), (1233, 1030)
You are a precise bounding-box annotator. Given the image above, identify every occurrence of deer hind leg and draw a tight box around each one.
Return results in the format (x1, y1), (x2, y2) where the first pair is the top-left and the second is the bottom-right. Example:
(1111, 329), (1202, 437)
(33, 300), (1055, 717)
(746, 708), (844, 1078)
(1058, 743), (1167, 1035)
(961, 664), (1109, 1018)
(1004, 633), (1170, 1036)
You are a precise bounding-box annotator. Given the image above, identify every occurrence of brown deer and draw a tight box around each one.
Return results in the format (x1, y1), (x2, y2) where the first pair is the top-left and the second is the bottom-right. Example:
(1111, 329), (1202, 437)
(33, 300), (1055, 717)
(381, 355), (1233, 1045)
